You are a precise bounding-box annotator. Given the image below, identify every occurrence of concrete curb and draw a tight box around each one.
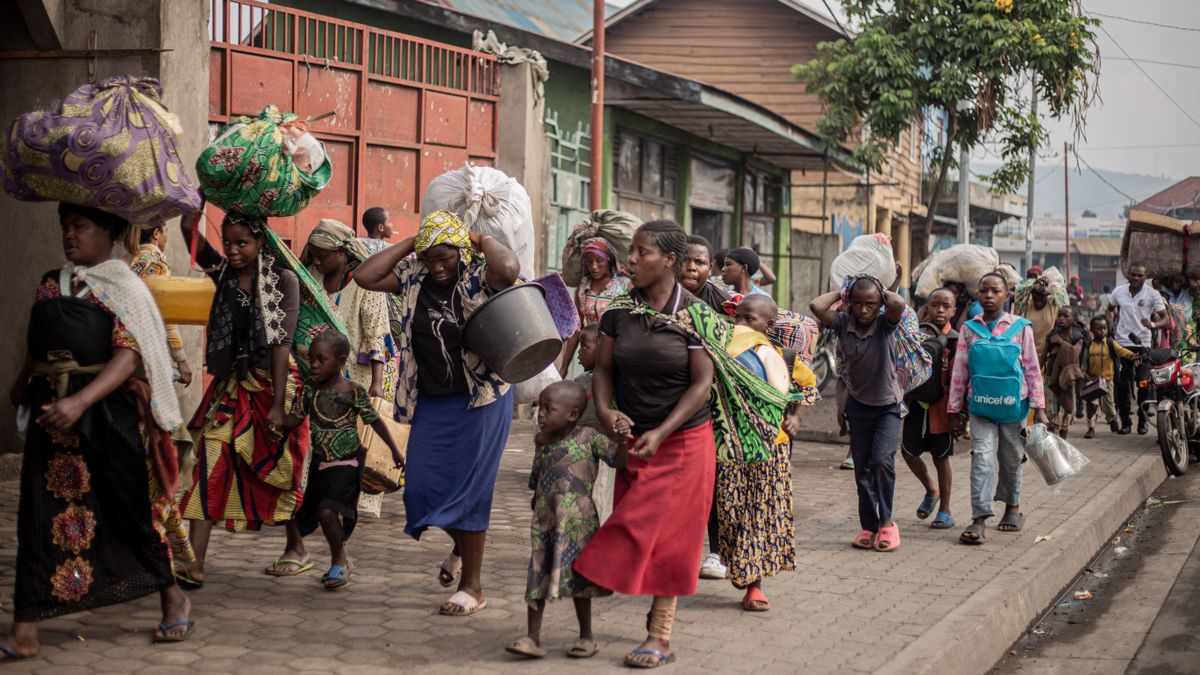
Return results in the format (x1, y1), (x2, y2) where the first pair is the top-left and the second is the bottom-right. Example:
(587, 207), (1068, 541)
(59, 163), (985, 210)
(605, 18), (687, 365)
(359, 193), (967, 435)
(877, 451), (1168, 675)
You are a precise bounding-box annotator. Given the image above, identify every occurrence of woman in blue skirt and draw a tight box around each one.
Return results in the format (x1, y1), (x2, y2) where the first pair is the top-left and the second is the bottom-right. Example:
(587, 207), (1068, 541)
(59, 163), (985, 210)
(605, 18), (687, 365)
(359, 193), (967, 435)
(355, 210), (520, 616)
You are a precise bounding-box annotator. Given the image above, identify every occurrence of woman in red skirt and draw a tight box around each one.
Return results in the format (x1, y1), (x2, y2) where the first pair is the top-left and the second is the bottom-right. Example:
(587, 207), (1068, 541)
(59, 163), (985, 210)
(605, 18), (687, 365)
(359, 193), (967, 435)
(574, 220), (716, 668)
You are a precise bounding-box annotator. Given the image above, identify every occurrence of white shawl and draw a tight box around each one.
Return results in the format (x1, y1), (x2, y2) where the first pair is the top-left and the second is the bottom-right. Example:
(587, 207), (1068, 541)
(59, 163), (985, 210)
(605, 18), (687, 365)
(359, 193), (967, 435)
(67, 259), (183, 431)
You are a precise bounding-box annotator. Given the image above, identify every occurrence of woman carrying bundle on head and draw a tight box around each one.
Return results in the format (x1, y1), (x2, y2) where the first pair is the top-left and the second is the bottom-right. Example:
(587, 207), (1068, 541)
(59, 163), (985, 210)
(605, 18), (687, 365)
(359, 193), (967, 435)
(4, 203), (194, 660)
(177, 212), (310, 579)
(354, 209), (521, 616)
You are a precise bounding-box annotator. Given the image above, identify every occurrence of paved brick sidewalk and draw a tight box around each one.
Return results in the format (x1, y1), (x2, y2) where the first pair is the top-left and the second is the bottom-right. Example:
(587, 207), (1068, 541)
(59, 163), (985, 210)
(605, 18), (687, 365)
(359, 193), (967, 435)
(0, 419), (1161, 674)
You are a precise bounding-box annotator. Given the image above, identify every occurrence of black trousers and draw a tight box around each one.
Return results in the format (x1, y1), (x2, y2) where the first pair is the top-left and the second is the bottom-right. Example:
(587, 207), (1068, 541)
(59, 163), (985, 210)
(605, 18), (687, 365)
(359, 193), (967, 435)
(1115, 355), (1149, 427)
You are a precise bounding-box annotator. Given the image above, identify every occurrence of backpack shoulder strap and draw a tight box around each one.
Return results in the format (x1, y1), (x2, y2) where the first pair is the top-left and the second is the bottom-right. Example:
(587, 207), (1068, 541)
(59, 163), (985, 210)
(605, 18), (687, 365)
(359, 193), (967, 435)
(963, 320), (991, 339)
(1000, 317), (1030, 340)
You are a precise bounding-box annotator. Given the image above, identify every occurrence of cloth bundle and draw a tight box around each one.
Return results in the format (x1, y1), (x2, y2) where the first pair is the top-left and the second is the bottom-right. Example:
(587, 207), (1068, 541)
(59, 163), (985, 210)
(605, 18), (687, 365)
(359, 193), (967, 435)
(533, 272), (581, 340)
(422, 164), (536, 277)
(560, 209), (641, 287)
(1, 76), (201, 226)
(196, 105), (332, 217)
(769, 309), (821, 366)
(829, 234), (896, 292)
(914, 244), (1009, 298)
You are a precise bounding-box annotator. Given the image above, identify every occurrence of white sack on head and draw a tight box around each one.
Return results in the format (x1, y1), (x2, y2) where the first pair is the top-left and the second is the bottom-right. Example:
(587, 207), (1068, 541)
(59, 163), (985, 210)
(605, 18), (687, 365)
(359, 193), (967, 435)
(914, 244), (1002, 298)
(422, 163), (536, 277)
(829, 234), (896, 290)
(512, 364), (561, 404)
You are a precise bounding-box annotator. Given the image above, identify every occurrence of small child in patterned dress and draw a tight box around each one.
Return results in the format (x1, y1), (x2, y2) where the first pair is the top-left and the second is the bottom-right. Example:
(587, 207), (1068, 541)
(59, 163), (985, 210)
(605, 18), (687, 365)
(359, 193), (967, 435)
(504, 381), (627, 660)
(285, 330), (404, 590)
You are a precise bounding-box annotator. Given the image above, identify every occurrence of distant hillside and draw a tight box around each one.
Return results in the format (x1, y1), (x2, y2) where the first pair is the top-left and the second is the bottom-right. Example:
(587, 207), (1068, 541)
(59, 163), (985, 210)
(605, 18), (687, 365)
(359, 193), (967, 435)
(974, 163), (1179, 220)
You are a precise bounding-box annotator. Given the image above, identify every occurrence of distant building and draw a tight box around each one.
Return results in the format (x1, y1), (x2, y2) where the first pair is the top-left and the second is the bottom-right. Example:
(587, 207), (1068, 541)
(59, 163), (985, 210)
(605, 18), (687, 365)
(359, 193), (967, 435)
(993, 217), (1122, 291)
(1133, 176), (1200, 221)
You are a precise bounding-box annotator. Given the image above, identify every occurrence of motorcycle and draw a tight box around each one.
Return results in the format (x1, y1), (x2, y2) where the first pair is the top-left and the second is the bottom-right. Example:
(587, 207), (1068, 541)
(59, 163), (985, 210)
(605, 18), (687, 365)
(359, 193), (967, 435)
(1138, 339), (1200, 476)
(811, 327), (837, 393)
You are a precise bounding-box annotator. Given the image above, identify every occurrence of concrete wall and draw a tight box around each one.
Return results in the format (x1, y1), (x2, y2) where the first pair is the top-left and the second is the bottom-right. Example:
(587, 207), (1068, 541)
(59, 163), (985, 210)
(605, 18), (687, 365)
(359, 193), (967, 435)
(0, 0), (209, 453)
(495, 61), (549, 276)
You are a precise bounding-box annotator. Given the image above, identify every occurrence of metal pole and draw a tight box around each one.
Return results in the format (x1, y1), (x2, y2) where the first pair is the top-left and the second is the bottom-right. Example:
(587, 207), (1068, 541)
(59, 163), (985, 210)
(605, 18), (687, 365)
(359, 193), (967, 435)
(589, 0), (605, 211)
(1064, 140), (1071, 281)
(957, 144), (970, 244)
(1024, 83), (1037, 271)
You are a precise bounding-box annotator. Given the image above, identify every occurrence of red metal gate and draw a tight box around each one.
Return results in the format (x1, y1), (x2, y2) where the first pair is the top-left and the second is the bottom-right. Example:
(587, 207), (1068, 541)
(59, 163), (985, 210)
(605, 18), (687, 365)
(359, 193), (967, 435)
(207, 0), (499, 252)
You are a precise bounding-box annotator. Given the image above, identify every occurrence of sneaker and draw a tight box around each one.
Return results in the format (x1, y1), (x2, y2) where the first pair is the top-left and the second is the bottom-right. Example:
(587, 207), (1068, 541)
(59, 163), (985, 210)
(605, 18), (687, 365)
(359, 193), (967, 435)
(699, 553), (727, 579)
(1084, 428), (1095, 439)
(1138, 421), (1149, 435)
(1118, 425), (1132, 435)
(1109, 420), (1119, 433)
(839, 457), (855, 470)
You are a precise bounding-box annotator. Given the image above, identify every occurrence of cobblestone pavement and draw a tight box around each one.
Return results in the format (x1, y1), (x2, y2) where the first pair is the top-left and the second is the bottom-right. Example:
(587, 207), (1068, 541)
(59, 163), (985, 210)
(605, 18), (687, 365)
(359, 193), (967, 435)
(0, 407), (1161, 674)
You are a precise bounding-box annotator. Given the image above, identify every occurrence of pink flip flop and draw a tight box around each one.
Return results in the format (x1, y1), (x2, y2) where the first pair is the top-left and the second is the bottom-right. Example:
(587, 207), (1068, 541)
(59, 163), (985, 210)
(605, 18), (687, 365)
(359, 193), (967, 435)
(875, 523), (901, 552)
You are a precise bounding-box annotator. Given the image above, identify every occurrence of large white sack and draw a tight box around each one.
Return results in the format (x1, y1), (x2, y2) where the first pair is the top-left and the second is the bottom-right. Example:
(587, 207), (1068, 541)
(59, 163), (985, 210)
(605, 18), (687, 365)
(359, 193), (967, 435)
(915, 244), (1001, 298)
(512, 364), (561, 404)
(829, 234), (896, 290)
(422, 163), (536, 277)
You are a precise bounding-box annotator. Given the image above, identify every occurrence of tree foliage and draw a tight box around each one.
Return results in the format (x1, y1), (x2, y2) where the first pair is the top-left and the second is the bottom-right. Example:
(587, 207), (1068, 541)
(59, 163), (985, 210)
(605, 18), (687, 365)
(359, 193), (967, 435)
(794, 0), (1100, 199)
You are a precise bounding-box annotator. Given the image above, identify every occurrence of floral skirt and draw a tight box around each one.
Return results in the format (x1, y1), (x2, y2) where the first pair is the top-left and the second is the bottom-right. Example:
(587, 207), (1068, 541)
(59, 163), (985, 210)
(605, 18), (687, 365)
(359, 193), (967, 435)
(15, 383), (174, 622)
(715, 441), (796, 587)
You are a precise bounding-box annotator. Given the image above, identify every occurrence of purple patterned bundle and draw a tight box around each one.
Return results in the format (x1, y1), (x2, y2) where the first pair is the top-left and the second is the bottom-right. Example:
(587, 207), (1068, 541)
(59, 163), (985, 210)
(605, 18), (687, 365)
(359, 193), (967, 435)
(1, 76), (201, 226)
(533, 272), (581, 340)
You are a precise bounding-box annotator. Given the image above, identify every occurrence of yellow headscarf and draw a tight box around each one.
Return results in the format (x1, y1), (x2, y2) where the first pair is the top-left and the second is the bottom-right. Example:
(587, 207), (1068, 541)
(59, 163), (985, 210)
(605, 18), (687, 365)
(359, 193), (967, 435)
(415, 210), (474, 264)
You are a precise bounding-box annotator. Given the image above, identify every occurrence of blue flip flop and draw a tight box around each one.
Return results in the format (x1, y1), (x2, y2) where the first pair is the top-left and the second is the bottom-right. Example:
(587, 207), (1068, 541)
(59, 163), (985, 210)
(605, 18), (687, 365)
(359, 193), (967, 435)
(153, 619), (194, 643)
(917, 494), (939, 520)
(323, 564), (350, 590)
(0, 643), (31, 661)
(624, 647), (676, 668)
(931, 511), (955, 529)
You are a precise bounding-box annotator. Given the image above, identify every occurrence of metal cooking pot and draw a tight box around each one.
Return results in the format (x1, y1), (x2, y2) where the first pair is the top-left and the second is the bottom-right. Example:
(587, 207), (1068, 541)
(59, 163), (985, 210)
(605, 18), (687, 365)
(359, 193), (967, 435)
(462, 283), (563, 383)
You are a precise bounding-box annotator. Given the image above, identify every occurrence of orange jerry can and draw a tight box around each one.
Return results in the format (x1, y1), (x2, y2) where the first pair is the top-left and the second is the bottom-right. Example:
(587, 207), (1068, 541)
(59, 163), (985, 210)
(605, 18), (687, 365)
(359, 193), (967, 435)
(143, 276), (216, 325)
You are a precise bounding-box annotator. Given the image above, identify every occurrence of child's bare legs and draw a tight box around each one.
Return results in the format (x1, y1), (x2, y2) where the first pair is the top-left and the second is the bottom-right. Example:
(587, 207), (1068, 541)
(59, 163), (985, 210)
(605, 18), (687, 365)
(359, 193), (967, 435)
(573, 598), (593, 641)
(933, 455), (953, 517)
(525, 600), (546, 645)
(318, 509), (349, 567)
(902, 452), (937, 500)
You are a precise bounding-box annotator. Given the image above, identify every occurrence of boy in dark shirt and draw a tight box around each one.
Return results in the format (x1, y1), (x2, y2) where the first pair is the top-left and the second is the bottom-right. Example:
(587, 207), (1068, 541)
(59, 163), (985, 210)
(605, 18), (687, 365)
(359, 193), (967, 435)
(811, 276), (907, 552)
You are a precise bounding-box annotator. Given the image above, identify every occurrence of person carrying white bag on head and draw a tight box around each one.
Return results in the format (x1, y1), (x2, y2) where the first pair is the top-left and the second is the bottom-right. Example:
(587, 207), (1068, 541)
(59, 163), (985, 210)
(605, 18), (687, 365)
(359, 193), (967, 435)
(422, 163), (537, 278)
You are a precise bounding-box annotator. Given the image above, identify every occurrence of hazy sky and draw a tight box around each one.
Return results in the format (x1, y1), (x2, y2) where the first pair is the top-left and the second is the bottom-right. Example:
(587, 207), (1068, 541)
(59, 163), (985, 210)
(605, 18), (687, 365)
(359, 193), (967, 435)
(609, 0), (1198, 179)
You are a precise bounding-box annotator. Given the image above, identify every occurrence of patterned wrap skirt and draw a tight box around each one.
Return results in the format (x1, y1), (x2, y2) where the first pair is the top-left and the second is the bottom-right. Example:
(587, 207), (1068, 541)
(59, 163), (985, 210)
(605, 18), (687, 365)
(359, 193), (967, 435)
(716, 441), (796, 587)
(181, 366), (309, 530)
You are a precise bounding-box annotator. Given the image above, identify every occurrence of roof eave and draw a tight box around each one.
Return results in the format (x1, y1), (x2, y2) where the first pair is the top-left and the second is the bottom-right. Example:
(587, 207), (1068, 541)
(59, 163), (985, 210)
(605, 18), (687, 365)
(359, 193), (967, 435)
(576, 0), (850, 44)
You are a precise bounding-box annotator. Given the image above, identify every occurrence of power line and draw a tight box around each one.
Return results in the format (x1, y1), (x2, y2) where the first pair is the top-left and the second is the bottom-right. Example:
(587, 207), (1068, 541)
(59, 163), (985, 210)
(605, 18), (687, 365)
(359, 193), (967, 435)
(1096, 23), (1200, 132)
(1082, 142), (1200, 151)
(1090, 11), (1200, 33)
(1105, 56), (1200, 71)
(1072, 147), (1136, 202)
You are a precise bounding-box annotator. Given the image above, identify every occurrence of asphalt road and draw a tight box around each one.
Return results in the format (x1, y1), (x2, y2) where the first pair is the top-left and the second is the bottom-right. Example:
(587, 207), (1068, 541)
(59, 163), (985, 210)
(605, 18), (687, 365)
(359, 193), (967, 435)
(992, 468), (1200, 674)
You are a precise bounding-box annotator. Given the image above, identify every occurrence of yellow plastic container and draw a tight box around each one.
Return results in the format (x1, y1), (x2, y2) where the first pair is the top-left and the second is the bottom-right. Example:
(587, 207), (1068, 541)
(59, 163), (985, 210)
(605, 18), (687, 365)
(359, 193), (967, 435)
(143, 276), (216, 325)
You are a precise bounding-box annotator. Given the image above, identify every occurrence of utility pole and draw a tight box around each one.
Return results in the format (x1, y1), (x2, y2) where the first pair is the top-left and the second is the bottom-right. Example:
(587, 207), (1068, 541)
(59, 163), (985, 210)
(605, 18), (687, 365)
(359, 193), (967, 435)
(1024, 83), (1037, 271)
(1064, 140), (1071, 281)
(957, 144), (970, 244)
(589, 0), (605, 211)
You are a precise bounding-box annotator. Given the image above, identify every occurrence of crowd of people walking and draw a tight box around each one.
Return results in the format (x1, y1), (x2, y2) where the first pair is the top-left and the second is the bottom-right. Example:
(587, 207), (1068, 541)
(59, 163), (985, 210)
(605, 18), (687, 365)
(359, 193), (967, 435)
(3, 181), (1180, 669)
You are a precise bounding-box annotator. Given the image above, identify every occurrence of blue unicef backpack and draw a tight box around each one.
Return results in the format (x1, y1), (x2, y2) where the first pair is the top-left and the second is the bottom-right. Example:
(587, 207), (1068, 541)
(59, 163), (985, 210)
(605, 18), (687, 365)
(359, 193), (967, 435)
(964, 318), (1031, 423)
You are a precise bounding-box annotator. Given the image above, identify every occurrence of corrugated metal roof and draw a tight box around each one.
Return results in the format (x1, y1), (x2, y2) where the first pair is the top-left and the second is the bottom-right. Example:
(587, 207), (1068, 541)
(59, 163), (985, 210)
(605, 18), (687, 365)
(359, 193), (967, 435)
(1073, 238), (1122, 257)
(1134, 176), (1200, 216)
(424, 0), (614, 42)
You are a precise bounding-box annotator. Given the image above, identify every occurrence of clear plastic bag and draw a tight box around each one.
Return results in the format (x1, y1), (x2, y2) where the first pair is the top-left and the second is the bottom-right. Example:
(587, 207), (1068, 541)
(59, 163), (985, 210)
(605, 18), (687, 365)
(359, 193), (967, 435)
(1025, 423), (1090, 486)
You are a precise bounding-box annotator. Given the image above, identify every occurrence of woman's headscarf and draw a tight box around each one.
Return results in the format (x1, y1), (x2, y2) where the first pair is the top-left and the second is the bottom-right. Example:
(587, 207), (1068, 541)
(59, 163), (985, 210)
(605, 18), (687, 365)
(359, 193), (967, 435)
(415, 210), (474, 264)
(303, 217), (368, 267)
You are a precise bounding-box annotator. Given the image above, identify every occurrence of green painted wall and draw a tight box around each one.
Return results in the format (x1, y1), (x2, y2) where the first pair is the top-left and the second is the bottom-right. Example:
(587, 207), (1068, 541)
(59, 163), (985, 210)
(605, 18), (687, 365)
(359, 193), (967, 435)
(543, 61), (592, 143)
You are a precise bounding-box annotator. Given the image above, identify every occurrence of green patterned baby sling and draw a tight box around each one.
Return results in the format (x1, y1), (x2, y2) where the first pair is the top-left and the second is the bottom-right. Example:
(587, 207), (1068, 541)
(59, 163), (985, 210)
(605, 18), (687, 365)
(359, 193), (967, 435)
(609, 294), (788, 464)
(261, 227), (346, 377)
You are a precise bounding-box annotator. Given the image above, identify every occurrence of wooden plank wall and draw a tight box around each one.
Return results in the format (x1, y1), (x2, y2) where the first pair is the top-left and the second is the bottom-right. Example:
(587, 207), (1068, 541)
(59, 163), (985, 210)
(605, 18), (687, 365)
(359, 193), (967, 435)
(604, 0), (923, 210)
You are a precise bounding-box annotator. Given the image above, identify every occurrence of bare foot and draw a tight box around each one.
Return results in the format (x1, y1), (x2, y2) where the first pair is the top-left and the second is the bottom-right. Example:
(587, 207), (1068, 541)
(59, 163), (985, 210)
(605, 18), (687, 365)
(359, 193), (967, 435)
(0, 622), (40, 660)
(154, 591), (193, 642)
(625, 637), (673, 667)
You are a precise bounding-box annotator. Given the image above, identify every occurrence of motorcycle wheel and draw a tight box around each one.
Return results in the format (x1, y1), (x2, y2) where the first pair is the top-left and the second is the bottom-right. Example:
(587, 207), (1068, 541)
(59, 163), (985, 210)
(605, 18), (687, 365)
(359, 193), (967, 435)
(1158, 403), (1190, 476)
(813, 354), (835, 393)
